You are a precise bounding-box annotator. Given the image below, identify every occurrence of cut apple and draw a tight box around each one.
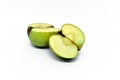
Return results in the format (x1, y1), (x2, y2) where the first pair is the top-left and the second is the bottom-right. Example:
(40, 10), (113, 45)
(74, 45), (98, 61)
(27, 23), (54, 35)
(49, 35), (78, 59)
(62, 24), (85, 50)
(27, 23), (61, 47)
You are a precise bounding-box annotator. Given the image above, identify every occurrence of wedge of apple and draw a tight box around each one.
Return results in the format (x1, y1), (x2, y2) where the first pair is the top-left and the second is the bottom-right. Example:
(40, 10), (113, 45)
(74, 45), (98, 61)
(49, 35), (78, 59)
(62, 24), (85, 50)
(27, 23), (61, 47)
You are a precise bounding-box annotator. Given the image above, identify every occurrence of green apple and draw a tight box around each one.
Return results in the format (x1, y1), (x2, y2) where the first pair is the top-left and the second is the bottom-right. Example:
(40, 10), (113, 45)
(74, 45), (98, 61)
(27, 23), (61, 47)
(62, 24), (85, 50)
(49, 35), (78, 59)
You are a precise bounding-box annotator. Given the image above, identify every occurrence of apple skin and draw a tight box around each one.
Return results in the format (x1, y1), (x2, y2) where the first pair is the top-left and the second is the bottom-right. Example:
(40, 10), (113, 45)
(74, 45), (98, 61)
(28, 29), (61, 47)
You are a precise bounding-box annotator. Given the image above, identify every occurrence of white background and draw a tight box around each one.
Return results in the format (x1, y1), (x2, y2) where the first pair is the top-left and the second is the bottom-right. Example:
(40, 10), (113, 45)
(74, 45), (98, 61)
(0, 0), (120, 80)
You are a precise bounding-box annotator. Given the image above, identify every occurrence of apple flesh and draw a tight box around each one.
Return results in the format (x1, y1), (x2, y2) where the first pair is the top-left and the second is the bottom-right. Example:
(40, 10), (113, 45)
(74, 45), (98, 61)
(27, 23), (54, 35)
(62, 24), (85, 50)
(27, 23), (61, 47)
(49, 35), (78, 59)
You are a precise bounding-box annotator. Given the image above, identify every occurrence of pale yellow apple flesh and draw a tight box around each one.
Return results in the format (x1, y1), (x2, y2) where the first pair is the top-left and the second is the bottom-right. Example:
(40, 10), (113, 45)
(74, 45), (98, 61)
(62, 24), (85, 50)
(49, 35), (78, 59)
(27, 23), (54, 35)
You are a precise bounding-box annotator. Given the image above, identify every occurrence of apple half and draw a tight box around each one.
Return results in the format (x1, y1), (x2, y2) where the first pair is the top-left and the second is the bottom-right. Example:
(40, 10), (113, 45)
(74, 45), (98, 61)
(62, 24), (85, 50)
(27, 23), (61, 47)
(49, 35), (78, 59)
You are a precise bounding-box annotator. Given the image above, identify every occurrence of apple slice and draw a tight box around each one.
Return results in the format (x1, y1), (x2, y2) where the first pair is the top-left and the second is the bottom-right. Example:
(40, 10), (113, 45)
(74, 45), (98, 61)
(62, 24), (85, 50)
(27, 23), (54, 35)
(49, 35), (78, 59)
(27, 23), (61, 47)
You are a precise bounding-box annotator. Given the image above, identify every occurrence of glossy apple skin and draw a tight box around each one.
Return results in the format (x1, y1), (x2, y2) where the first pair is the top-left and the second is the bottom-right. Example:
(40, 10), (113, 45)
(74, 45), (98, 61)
(29, 29), (60, 47)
